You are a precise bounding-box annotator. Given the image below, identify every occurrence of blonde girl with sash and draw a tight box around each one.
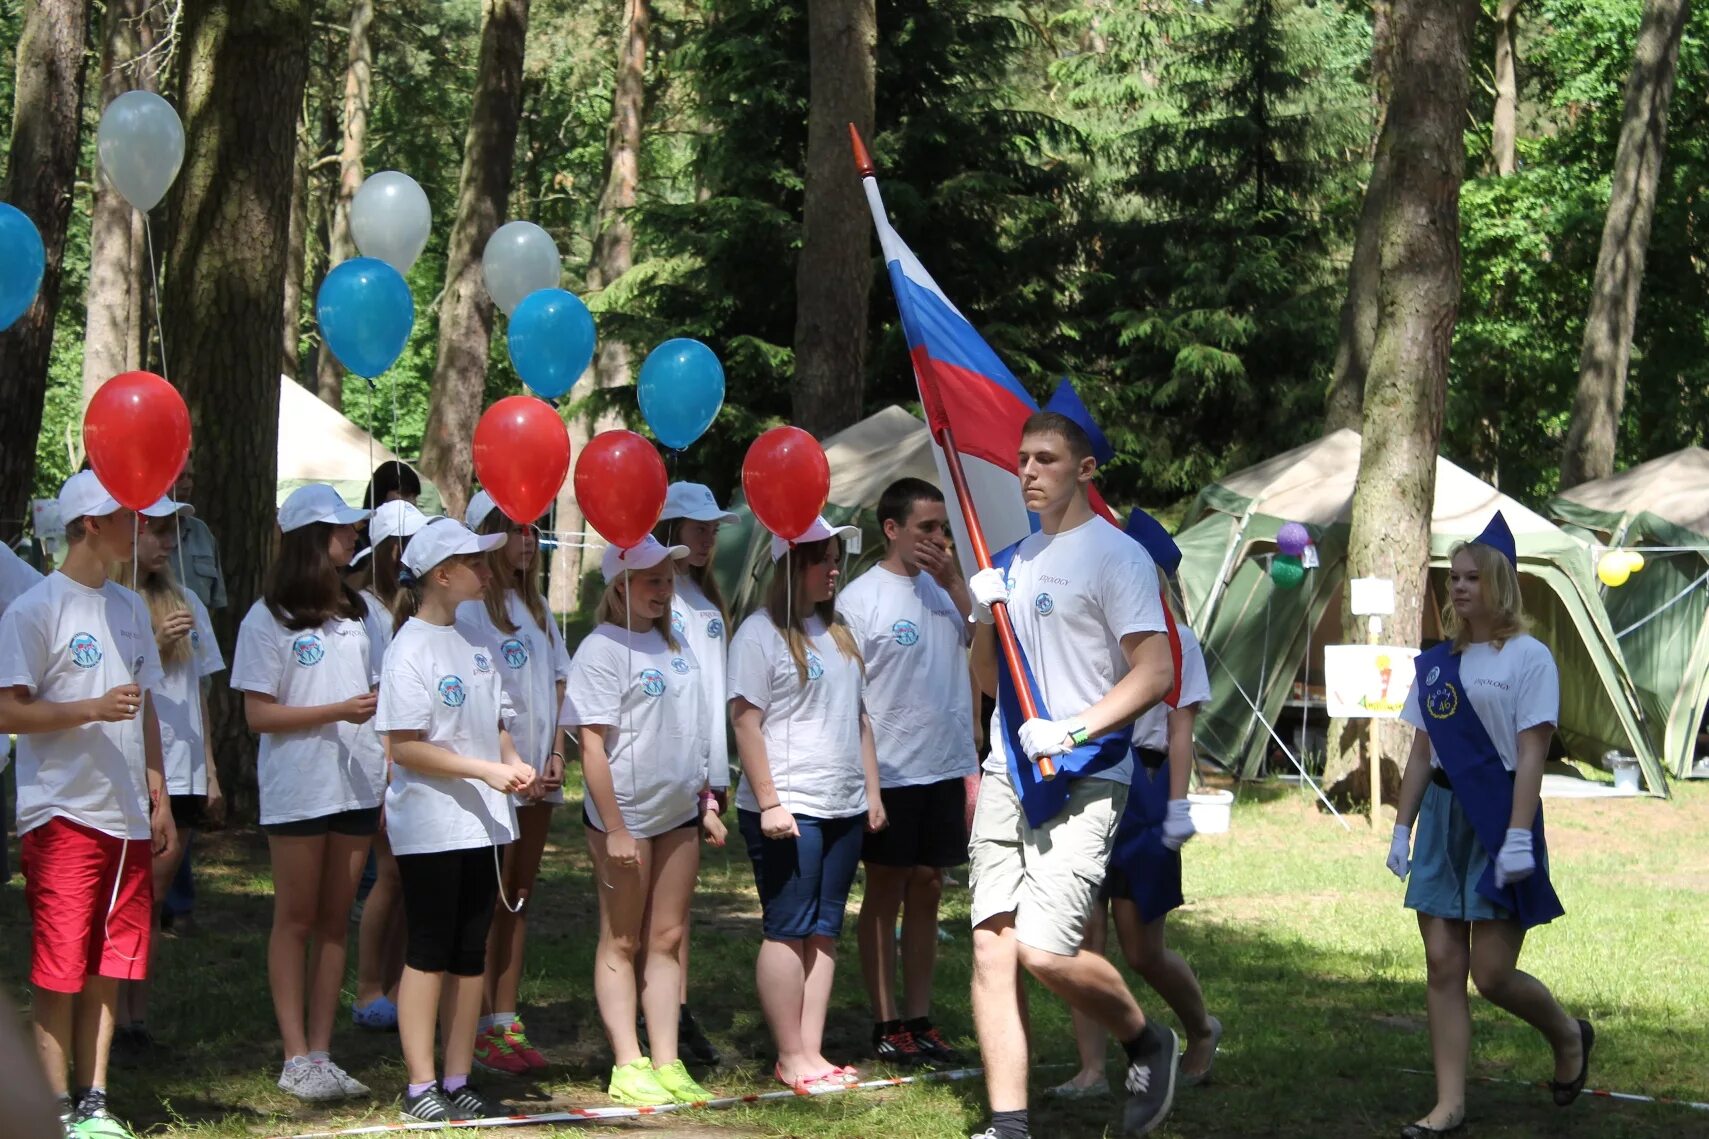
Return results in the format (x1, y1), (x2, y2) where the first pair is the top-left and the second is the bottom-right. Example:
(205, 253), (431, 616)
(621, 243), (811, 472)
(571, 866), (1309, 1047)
(1388, 514), (1591, 1137)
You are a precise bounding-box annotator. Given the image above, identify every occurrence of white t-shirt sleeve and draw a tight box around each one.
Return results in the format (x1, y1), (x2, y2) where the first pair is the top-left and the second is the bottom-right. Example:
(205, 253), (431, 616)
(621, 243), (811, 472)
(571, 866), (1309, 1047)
(1098, 542), (1168, 641)
(229, 605), (285, 696)
(0, 599), (48, 693)
(190, 595), (225, 679)
(726, 620), (776, 712)
(1177, 632), (1211, 708)
(562, 637), (623, 728)
(1514, 641), (1559, 731)
(376, 653), (432, 732)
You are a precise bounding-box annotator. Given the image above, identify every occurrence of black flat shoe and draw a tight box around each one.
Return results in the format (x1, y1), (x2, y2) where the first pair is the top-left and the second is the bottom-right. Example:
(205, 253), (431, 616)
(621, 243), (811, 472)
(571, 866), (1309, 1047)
(1551, 1018), (1595, 1106)
(1399, 1118), (1464, 1137)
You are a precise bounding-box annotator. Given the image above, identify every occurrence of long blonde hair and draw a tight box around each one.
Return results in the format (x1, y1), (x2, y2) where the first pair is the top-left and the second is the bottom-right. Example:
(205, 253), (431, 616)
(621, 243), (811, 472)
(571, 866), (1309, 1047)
(764, 538), (862, 685)
(654, 516), (729, 627)
(475, 509), (551, 637)
(1443, 540), (1528, 650)
(595, 570), (681, 651)
(113, 546), (193, 668)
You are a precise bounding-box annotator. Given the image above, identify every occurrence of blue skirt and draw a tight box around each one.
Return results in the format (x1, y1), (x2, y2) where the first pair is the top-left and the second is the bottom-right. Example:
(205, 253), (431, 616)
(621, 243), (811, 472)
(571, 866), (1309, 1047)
(1404, 782), (1512, 923)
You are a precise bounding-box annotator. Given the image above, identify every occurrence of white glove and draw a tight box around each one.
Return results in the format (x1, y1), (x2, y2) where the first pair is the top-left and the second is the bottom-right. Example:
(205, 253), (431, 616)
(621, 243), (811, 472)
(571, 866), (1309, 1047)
(1493, 826), (1534, 888)
(1386, 824), (1411, 881)
(1018, 716), (1083, 759)
(1161, 799), (1195, 851)
(968, 568), (1009, 624)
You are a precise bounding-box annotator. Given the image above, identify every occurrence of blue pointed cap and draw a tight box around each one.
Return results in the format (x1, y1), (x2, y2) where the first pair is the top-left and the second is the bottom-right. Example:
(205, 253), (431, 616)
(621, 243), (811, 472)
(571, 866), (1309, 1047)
(1473, 511), (1516, 567)
(1125, 509), (1180, 577)
(1043, 378), (1115, 465)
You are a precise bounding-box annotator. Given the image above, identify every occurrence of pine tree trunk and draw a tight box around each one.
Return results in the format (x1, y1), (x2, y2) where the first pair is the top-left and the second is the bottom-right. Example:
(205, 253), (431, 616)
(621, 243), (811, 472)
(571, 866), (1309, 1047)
(1323, 147), (1389, 433)
(419, 0), (533, 522)
(1558, 0), (1689, 490)
(0, 0), (92, 544)
(282, 118), (310, 378)
(162, 0), (314, 819)
(790, 0), (876, 438)
(81, 0), (159, 408)
(314, 0), (374, 407)
(1491, 0), (1520, 177)
(549, 0), (649, 612)
(1322, 0), (1475, 807)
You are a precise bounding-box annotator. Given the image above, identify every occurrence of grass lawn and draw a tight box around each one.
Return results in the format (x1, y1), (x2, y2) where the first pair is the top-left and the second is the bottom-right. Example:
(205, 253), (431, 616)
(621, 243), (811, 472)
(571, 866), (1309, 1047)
(4, 775), (1707, 1139)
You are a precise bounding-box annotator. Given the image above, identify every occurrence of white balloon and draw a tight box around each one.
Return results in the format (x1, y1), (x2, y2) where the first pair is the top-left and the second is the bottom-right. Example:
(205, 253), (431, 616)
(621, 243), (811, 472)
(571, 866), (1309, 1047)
(96, 91), (185, 212)
(482, 221), (561, 316)
(351, 170), (432, 275)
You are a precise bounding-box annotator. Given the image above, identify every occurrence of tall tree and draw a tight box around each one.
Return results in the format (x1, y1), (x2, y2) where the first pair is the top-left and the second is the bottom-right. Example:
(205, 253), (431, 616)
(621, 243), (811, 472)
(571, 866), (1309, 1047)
(81, 0), (160, 407)
(419, 0), (533, 521)
(162, 0), (314, 815)
(790, 0), (875, 438)
(1557, 0), (1690, 489)
(282, 118), (311, 378)
(1491, 0), (1521, 176)
(314, 0), (375, 406)
(1325, 0), (1476, 803)
(0, 0), (92, 543)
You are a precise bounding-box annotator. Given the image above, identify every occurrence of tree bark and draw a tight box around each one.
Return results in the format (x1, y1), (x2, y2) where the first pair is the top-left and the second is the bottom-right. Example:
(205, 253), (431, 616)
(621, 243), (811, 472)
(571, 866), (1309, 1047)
(419, 0), (533, 522)
(1322, 0), (1476, 806)
(282, 117), (311, 379)
(81, 0), (160, 408)
(0, 0), (92, 543)
(1491, 0), (1520, 176)
(790, 0), (876, 438)
(1558, 0), (1690, 490)
(162, 0), (314, 818)
(314, 0), (374, 406)
(1322, 145), (1389, 433)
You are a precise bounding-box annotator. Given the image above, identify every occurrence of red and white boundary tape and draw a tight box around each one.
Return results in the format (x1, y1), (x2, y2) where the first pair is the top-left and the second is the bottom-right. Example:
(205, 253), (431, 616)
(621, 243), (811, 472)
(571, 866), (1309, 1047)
(271, 1066), (987, 1138)
(1401, 1068), (1709, 1113)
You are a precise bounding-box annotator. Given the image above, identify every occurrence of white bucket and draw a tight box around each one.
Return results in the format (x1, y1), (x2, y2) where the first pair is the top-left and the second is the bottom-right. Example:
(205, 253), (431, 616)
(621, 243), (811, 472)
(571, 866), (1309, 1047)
(1609, 754), (1641, 794)
(1188, 789), (1235, 834)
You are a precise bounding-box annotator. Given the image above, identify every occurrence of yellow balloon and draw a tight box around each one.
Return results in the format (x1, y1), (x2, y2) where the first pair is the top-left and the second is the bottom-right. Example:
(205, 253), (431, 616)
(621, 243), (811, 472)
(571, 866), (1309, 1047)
(1597, 553), (1631, 588)
(1623, 550), (1646, 573)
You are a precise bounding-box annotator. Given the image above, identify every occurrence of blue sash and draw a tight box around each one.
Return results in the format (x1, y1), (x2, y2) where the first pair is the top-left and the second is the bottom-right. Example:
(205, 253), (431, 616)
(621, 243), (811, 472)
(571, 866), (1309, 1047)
(1109, 750), (1183, 923)
(1413, 643), (1564, 929)
(992, 540), (1130, 828)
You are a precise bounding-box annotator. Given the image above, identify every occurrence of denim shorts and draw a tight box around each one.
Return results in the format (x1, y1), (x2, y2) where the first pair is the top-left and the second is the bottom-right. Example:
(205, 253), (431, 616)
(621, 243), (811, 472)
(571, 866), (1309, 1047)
(738, 810), (864, 941)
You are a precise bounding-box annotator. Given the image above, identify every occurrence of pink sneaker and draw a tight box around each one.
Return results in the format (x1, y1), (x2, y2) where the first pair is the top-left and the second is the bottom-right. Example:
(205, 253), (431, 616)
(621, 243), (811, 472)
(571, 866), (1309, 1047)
(474, 1027), (531, 1076)
(502, 1020), (548, 1071)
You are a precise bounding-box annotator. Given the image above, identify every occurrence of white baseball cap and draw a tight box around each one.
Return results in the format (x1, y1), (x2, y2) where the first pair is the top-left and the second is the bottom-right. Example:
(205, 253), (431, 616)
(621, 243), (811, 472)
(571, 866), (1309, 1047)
(139, 495), (194, 519)
(660, 482), (738, 524)
(769, 515), (861, 563)
(464, 490), (498, 530)
(600, 535), (690, 583)
(401, 517), (506, 577)
(371, 500), (430, 545)
(57, 471), (123, 525)
(279, 484), (370, 532)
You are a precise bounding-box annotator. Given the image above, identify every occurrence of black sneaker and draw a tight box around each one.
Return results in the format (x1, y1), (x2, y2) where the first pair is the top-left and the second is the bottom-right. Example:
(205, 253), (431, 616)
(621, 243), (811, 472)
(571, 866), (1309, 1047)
(679, 1007), (721, 1066)
(906, 1018), (966, 1067)
(1120, 1025), (1179, 1136)
(871, 1021), (930, 1067)
(401, 1085), (455, 1123)
(446, 1083), (506, 1121)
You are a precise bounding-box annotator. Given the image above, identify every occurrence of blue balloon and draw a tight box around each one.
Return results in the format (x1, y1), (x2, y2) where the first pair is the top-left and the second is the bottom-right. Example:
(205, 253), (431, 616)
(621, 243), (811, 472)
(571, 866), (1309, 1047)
(506, 288), (596, 400)
(0, 203), (46, 332)
(316, 257), (415, 379)
(638, 338), (725, 450)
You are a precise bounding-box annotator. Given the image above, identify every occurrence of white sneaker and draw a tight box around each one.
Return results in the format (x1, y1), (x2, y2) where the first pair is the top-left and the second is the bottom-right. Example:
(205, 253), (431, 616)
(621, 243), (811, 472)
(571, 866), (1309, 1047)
(278, 1060), (345, 1102)
(316, 1059), (371, 1098)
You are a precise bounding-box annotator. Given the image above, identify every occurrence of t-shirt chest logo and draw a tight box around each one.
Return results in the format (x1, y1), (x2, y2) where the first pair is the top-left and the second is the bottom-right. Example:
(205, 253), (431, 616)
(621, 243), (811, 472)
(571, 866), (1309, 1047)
(1034, 592), (1055, 616)
(438, 675), (468, 707)
(500, 638), (529, 668)
(671, 612), (687, 639)
(291, 633), (325, 667)
(68, 633), (103, 668)
(806, 651), (825, 681)
(638, 668), (667, 697)
(707, 617), (725, 640)
(891, 619), (920, 646)
(473, 653), (494, 674)
(670, 657), (691, 675)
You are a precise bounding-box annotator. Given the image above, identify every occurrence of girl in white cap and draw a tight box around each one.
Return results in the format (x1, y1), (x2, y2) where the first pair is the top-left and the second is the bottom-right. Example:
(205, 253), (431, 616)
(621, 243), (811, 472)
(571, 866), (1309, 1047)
(729, 516), (885, 1092)
(457, 491), (569, 1074)
(654, 481), (738, 1064)
(561, 535), (725, 1107)
(230, 483), (383, 1101)
(378, 518), (537, 1123)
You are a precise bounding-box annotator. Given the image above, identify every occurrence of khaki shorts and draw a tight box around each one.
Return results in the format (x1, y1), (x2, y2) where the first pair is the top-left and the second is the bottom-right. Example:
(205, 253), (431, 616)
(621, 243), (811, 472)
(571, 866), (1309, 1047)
(968, 773), (1126, 956)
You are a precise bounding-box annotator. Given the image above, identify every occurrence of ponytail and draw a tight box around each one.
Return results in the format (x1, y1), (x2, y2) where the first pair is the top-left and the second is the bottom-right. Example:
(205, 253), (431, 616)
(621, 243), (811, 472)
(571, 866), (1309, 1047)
(390, 563), (423, 634)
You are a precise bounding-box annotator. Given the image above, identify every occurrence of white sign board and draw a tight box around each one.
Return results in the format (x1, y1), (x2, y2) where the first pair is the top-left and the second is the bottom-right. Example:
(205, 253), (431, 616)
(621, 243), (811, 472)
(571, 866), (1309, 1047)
(1324, 644), (1419, 718)
(1350, 576), (1395, 617)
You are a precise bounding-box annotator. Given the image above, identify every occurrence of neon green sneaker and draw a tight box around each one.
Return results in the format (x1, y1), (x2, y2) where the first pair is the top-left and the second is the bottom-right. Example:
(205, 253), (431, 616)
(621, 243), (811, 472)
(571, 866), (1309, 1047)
(73, 1113), (136, 1139)
(651, 1058), (712, 1103)
(608, 1057), (673, 1106)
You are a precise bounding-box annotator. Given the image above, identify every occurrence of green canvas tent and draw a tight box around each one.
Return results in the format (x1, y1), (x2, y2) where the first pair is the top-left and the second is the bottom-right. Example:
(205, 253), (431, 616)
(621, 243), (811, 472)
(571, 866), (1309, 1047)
(1547, 448), (1709, 779)
(1176, 429), (1667, 793)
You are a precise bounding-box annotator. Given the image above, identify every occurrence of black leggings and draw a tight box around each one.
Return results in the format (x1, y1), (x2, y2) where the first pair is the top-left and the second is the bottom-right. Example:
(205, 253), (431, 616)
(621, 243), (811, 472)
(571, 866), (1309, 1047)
(395, 845), (504, 976)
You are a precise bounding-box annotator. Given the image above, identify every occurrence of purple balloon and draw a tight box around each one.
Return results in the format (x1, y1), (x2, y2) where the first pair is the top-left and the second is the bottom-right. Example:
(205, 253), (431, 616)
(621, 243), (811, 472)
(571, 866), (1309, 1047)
(1277, 521), (1312, 557)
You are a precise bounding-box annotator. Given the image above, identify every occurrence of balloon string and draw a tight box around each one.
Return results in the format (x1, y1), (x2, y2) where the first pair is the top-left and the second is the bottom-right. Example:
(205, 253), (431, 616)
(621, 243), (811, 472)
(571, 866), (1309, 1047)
(781, 556), (791, 810)
(624, 577), (636, 825)
(144, 218), (170, 385)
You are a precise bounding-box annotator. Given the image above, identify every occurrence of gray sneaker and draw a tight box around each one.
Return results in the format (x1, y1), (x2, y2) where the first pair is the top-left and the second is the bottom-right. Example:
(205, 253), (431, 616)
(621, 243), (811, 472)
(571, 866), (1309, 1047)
(1121, 1025), (1179, 1136)
(317, 1059), (371, 1098)
(278, 1060), (345, 1102)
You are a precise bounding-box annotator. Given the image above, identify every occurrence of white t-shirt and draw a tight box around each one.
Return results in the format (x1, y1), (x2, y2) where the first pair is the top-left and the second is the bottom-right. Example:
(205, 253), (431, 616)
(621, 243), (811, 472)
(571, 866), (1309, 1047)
(1133, 626), (1210, 752)
(230, 600), (386, 825)
(837, 565), (976, 787)
(457, 593), (571, 804)
(672, 575), (731, 790)
(0, 572), (166, 839)
(360, 588), (398, 677)
(727, 612), (867, 819)
(0, 543), (42, 617)
(1401, 635), (1559, 772)
(377, 618), (520, 855)
(155, 592), (226, 796)
(560, 624), (709, 837)
(984, 515), (1168, 783)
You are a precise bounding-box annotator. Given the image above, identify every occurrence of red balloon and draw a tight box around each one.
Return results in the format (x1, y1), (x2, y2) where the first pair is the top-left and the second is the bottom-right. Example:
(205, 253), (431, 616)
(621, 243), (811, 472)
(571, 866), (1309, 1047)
(742, 426), (828, 542)
(473, 396), (571, 525)
(83, 371), (191, 511)
(574, 430), (667, 550)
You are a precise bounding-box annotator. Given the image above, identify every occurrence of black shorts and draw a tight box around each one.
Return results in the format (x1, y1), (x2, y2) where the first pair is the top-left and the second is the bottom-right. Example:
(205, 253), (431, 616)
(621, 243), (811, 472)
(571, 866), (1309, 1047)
(262, 806), (383, 838)
(861, 778), (969, 868)
(581, 802), (698, 834)
(396, 845), (505, 976)
(169, 794), (204, 830)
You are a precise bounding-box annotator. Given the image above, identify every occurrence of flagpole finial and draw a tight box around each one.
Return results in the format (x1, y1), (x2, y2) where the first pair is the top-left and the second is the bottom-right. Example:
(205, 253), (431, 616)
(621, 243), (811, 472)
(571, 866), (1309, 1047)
(849, 123), (876, 177)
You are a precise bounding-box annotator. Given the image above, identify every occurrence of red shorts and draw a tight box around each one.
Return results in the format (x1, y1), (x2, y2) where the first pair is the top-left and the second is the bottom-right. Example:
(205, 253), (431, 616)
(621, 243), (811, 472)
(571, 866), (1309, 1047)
(20, 816), (153, 992)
